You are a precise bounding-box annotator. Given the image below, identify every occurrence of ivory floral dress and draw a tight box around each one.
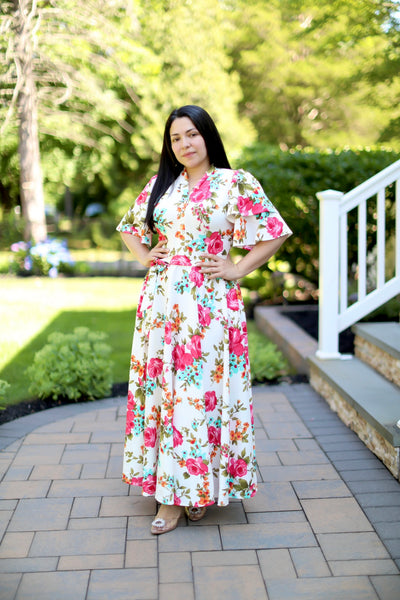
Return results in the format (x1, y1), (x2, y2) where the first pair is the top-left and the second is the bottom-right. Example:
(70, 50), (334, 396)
(117, 167), (292, 507)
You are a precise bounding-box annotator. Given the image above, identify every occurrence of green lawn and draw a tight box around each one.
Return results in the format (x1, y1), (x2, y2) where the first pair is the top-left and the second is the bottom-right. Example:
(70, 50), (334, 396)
(0, 276), (289, 408)
(0, 277), (143, 406)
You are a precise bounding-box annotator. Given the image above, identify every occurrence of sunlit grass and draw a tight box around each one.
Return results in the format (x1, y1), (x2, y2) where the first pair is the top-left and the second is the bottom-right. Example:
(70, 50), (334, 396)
(0, 277), (142, 405)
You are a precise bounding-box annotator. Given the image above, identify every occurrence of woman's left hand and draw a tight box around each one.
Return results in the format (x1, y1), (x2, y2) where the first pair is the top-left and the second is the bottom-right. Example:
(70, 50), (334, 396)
(196, 253), (240, 281)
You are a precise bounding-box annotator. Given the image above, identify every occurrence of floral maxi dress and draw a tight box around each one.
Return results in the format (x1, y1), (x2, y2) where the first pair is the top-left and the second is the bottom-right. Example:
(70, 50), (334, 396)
(117, 167), (292, 507)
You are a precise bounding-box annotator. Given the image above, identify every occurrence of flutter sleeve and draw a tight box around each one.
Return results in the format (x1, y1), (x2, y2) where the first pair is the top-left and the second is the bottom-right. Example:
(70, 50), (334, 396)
(226, 169), (292, 248)
(116, 175), (157, 245)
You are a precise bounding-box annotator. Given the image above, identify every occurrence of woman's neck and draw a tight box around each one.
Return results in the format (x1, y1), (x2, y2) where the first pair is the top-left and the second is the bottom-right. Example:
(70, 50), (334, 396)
(187, 165), (210, 193)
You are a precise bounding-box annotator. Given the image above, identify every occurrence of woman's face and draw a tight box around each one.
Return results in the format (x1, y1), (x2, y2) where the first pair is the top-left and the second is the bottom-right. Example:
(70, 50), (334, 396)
(170, 117), (210, 173)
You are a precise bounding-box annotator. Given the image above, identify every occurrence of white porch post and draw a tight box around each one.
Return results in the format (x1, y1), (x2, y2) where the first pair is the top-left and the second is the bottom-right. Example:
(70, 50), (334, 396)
(316, 189), (344, 359)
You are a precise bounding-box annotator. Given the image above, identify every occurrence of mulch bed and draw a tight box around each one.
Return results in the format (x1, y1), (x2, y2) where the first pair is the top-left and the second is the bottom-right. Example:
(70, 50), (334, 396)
(0, 382), (129, 426)
(283, 309), (355, 354)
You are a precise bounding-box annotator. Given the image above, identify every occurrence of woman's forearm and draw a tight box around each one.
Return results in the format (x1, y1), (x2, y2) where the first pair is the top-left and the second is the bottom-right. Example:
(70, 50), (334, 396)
(120, 232), (151, 266)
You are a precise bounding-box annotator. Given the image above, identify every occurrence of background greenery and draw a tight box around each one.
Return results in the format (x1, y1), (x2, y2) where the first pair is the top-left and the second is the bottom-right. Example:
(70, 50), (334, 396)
(1, 0), (400, 215)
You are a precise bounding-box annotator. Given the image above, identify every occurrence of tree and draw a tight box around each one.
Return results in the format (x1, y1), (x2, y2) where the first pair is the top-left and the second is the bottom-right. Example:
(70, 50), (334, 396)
(2, 1), (46, 242)
(1, 0), (252, 229)
(226, 0), (400, 149)
(0, 0), (153, 239)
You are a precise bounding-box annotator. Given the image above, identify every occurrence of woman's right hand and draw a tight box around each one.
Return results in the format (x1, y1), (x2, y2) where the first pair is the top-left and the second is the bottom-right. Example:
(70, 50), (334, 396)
(120, 233), (169, 268)
(144, 239), (169, 267)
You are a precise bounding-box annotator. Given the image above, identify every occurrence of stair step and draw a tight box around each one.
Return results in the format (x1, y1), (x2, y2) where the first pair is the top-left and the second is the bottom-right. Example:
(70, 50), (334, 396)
(352, 322), (400, 387)
(352, 322), (400, 359)
(308, 355), (400, 447)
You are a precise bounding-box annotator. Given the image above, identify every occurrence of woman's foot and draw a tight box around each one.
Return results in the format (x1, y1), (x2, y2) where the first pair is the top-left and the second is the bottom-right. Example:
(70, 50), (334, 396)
(151, 505), (183, 535)
(185, 506), (207, 522)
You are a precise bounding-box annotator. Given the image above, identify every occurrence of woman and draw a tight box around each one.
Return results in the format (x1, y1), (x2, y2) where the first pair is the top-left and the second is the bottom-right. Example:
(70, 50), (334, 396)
(117, 105), (292, 534)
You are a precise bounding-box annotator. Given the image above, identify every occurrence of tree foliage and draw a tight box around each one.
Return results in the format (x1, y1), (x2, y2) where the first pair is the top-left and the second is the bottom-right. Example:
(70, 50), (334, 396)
(227, 0), (400, 149)
(0, 0), (400, 242)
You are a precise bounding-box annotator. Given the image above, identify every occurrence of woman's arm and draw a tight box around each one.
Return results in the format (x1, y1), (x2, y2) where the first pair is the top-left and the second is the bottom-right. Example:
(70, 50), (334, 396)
(197, 235), (290, 281)
(120, 232), (169, 268)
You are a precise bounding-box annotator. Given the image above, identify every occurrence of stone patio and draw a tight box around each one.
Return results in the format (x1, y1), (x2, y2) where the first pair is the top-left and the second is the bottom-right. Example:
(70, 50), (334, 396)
(1, 383), (400, 599)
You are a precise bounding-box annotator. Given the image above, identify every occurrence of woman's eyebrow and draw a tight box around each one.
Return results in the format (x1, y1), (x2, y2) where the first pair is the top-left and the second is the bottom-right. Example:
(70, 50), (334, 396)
(171, 127), (197, 138)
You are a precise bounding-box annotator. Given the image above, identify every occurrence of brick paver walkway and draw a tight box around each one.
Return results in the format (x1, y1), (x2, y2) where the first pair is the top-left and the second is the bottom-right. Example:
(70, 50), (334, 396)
(1, 383), (400, 600)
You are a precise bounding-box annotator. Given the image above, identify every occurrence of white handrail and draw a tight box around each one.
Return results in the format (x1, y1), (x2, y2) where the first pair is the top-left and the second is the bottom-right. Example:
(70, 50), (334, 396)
(316, 159), (400, 359)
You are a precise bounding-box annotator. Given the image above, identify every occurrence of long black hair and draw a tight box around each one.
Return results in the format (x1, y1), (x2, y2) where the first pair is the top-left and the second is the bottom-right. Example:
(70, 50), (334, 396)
(145, 105), (231, 231)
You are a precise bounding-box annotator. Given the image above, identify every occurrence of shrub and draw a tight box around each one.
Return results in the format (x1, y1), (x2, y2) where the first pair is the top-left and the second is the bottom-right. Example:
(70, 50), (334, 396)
(27, 327), (113, 401)
(239, 145), (399, 298)
(247, 322), (289, 382)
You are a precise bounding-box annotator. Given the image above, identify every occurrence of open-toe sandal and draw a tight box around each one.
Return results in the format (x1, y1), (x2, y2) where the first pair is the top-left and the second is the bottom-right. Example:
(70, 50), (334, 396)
(185, 506), (207, 522)
(151, 509), (182, 535)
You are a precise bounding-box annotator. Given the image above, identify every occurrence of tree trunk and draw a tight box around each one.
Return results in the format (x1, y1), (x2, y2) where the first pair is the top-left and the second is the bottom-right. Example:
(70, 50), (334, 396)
(15, 0), (47, 243)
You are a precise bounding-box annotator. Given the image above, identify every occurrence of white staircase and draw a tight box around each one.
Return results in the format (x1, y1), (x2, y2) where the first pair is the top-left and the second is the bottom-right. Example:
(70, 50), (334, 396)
(310, 160), (400, 479)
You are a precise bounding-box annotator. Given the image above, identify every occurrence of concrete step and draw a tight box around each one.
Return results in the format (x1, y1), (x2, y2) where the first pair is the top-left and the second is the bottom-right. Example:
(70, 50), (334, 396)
(352, 322), (400, 387)
(309, 354), (400, 478)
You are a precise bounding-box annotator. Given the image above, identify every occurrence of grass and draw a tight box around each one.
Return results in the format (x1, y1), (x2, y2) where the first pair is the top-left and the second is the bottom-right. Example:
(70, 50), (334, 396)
(0, 277), (142, 406)
(0, 276), (289, 408)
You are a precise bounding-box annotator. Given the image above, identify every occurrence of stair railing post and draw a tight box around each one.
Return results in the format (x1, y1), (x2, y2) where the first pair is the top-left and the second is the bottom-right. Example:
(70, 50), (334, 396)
(316, 189), (344, 359)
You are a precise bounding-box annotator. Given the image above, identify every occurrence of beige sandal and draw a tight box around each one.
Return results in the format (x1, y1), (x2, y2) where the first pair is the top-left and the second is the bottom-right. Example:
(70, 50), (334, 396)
(151, 506), (183, 535)
(185, 506), (207, 522)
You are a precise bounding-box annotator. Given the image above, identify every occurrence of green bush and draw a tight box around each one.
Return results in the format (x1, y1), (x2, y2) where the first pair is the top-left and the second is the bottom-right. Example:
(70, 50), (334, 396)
(27, 327), (113, 401)
(0, 380), (10, 408)
(247, 322), (289, 382)
(239, 145), (399, 296)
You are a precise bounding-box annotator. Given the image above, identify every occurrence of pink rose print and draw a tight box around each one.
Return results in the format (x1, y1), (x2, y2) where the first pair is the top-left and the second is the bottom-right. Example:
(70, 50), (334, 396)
(189, 267), (204, 287)
(191, 180), (211, 203)
(173, 494), (181, 505)
(198, 304), (211, 327)
(130, 476), (144, 486)
(205, 232), (223, 255)
(126, 391), (136, 435)
(186, 457), (208, 476)
(229, 327), (244, 356)
(165, 321), (172, 344)
(187, 335), (202, 359)
(228, 458), (248, 478)
(226, 288), (240, 311)
(142, 474), (157, 494)
(237, 195), (263, 215)
(147, 357), (163, 378)
(237, 195), (253, 215)
(205, 391), (217, 412)
(208, 425), (221, 446)
(170, 255), (192, 265)
(172, 344), (194, 371)
(266, 216), (283, 238)
(135, 189), (148, 205)
(172, 426), (183, 447)
(136, 294), (144, 319)
(126, 414), (134, 436)
(144, 426), (157, 448)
